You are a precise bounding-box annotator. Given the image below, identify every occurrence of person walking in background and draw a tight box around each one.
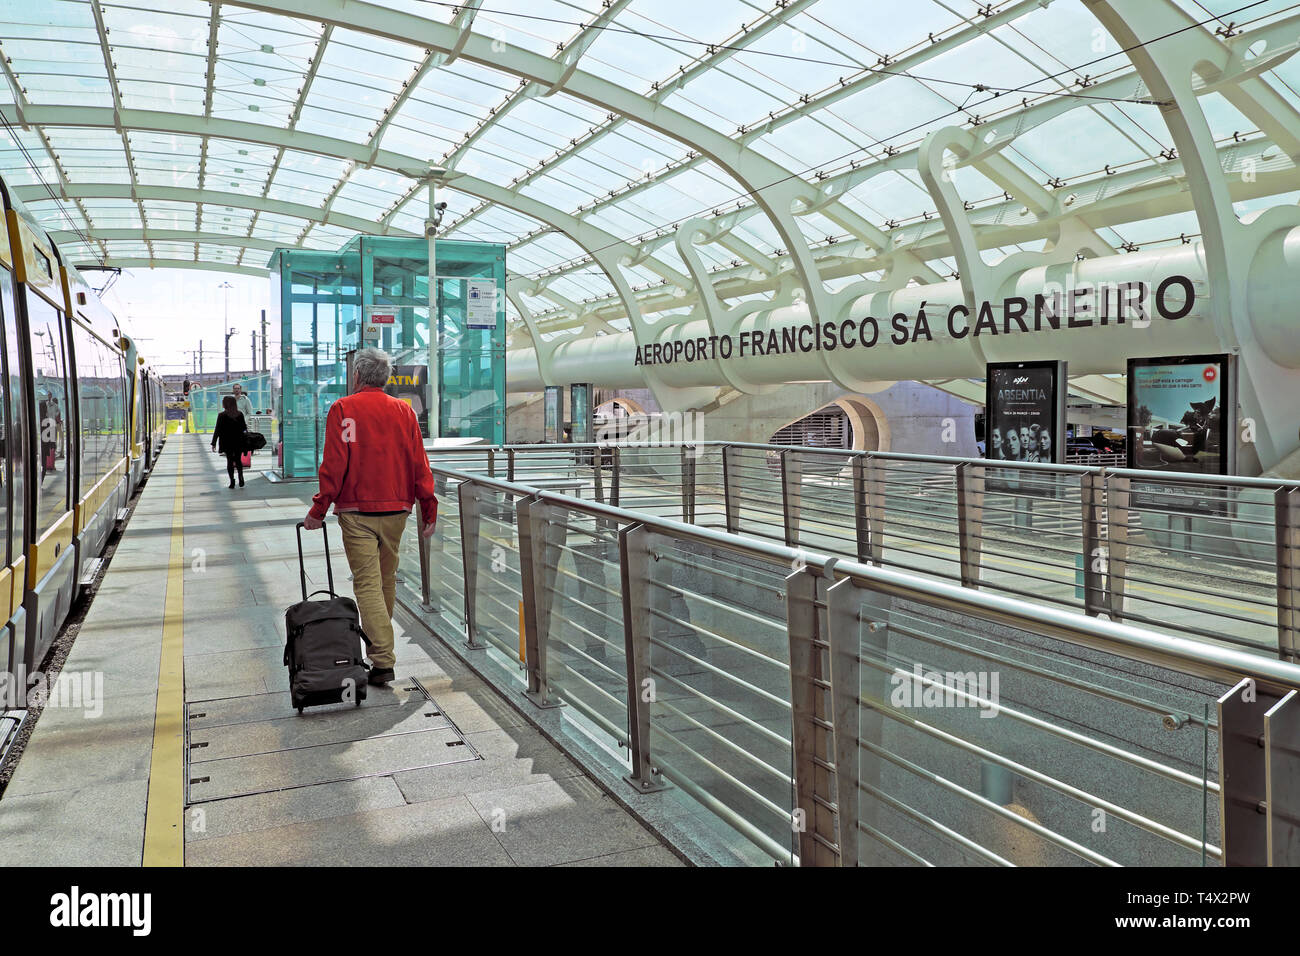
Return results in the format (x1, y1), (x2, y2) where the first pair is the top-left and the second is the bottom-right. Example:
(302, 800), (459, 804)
(211, 394), (248, 489)
(230, 382), (254, 418)
(302, 347), (438, 687)
(39, 391), (61, 481)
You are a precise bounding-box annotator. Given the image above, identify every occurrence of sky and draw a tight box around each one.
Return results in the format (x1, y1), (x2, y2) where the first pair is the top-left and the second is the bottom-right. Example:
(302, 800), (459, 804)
(98, 267), (276, 379)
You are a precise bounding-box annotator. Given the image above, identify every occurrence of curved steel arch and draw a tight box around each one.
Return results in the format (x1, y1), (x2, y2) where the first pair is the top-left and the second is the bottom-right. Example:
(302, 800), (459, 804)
(49, 228), (311, 254)
(16, 182), (415, 242)
(223, 0), (840, 370)
(86, 258), (269, 278)
(17, 107), (712, 405)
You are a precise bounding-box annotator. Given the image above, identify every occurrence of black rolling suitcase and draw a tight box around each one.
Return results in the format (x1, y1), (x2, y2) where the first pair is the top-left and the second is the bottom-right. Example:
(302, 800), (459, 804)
(284, 521), (371, 714)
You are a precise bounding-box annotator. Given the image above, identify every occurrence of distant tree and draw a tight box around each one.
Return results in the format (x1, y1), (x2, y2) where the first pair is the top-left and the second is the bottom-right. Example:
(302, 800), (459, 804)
(1137, 404), (1153, 427)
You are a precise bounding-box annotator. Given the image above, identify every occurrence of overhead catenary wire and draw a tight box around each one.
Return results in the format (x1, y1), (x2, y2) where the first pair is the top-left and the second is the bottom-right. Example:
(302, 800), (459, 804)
(483, 0), (1284, 285)
(0, 106), (104, 266)
(9, 0), (1284, 293)
(408, 0), (1234, 105)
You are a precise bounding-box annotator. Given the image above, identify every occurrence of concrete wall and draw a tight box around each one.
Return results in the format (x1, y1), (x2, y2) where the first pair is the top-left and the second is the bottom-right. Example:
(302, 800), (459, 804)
(507, 393), (545, 443)
(508, 380), (980, 455)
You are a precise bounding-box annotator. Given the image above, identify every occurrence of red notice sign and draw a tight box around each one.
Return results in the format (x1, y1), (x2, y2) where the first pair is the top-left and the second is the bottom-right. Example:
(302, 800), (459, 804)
(370, 313), (396, 324)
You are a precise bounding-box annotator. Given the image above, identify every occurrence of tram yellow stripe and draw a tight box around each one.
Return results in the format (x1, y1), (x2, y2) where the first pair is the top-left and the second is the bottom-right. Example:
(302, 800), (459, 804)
(143, 439), (185, 866)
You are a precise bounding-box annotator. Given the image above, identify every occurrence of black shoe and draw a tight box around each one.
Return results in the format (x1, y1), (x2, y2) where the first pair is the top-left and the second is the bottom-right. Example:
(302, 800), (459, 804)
(228, 479), (235, 488)
(367, 667), (395, 687)
(239, 478), (245, 487)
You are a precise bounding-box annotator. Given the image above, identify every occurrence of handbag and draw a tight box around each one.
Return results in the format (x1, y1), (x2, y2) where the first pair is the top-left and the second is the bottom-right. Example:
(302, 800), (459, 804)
(245, 431), (268, 451)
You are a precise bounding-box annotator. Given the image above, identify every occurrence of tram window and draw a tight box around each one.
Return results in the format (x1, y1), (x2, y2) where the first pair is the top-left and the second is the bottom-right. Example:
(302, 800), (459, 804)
(2, 271), (25, 566)
(72, 325), (123, 494)
(115, 355), (127, 458)
(29, 295), (69, 534)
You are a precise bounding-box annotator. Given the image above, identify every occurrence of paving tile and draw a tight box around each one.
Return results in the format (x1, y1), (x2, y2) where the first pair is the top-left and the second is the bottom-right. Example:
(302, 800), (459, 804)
(555, 845), (684, 867)
(393, 724), (584, 804)
(0, 779), (150, 866)
(4, 691), (161, 796)
(187, 685), (420, 728)
(187, 725), (474, 802)
(190, 698), (452, 760)
(185, 795), (515, 866)
(185, 776), (408, 843)
(466, 776), (662, 867)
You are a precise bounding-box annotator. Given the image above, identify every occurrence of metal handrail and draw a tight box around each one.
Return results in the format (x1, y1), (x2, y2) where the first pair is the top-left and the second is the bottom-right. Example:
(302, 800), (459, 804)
(438, 440), (1300, 660)
(428, 462), (1300, 693)
(408, 456), (1300, 867)
(429, 441), (1300, 491)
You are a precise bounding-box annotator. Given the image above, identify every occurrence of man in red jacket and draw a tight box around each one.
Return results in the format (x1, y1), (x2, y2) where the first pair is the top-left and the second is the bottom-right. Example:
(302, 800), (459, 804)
(303, 348), (437, 686)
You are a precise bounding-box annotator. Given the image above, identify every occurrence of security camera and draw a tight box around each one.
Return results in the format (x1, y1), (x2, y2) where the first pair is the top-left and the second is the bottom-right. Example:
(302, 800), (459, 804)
(435, 201), (448, 211)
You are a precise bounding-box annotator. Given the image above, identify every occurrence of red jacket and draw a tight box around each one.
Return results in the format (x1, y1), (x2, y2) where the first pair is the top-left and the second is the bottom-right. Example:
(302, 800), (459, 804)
(308, 387), (438, 525)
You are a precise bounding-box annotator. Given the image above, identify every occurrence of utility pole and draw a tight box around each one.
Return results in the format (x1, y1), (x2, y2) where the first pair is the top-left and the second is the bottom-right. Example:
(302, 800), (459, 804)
(418, 163), (462, 440)
(260, 309), (268, 372)
(251, 329), (257, 376)
(199, 338), (204, 376)
(225, 327), (238, 381)
(219, 280), (233, 378)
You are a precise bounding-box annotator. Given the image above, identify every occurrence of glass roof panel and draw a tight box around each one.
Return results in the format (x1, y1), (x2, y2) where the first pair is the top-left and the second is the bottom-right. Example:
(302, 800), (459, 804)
(0, 0), (1293, 337)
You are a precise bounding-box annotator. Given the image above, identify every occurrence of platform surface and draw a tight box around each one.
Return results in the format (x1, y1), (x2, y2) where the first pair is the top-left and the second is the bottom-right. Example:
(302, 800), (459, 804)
(0, 433), (679, 867)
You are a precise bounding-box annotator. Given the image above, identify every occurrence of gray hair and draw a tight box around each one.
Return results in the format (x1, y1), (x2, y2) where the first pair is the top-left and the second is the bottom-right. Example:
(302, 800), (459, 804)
(353, 347), (392, 389)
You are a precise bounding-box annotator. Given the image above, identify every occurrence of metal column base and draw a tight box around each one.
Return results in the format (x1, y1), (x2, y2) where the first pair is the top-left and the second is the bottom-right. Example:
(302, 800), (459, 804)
(521, 688), (565, 710)
(623, 772), (669, 794)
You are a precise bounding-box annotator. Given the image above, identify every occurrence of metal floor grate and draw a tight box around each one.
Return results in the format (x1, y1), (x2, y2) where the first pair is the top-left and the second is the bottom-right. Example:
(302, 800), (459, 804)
(183, 678), (480, 806)
(0, 709), (27, 768)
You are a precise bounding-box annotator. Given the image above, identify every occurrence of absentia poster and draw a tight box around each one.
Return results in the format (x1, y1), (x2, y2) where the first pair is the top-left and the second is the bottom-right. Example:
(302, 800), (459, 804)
(985, 362), (1065, 465)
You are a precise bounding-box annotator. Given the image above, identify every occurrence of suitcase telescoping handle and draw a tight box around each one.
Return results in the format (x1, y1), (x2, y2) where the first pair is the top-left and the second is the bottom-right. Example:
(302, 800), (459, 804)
(295, 521), (337, 602)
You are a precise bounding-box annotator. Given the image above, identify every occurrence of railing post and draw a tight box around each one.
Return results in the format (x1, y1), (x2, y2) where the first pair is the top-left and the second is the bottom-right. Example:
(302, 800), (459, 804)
(786, 564), (835, 865)
(1265, 689), (1300, 864)
(593, 446), (605, 504)
(721, 444), (740, 534)
(620, 522), (667, 792)
(780, 450), (803, 547)
(955, 461), (984, 589)
(611, 445), (620, 508)
(417, 517), (436, 612)
(1107, 473), (1131, 622)
(456, 480), (486, 649)
(1219, 678), (1285, 865)
(487, 447), (495, 479)
(825, 577), (863, 867)
(1276, 486), (1299, 662)
(787, 566), (862, 867)
(506, 447), (516, 482)
(864, 455), (885, 565)
(1080, 471), (1107, 616)
(681, 445), (697, 524)
(516, 494), (564, 708)
(852, 454), (870, 564)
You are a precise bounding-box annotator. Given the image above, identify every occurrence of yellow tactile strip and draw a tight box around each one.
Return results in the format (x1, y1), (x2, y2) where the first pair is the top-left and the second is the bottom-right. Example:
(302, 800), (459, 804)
(143, 439), (185, 866)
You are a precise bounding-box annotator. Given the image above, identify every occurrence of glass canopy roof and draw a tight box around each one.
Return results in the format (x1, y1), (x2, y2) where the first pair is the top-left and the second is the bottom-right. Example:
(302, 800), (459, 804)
(0, 0), (1297, 340)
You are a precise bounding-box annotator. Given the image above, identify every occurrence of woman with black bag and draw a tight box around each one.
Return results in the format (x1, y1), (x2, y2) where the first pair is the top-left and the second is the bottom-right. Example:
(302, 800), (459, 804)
(211, 394), (248, 488)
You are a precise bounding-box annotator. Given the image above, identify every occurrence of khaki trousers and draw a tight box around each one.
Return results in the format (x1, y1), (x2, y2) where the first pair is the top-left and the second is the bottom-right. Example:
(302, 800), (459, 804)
(337, 511), (409, 669)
